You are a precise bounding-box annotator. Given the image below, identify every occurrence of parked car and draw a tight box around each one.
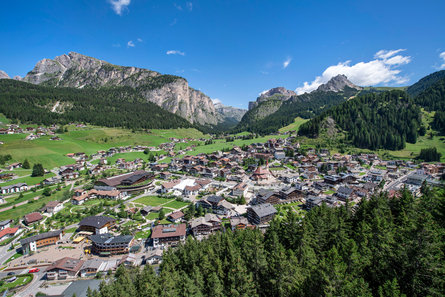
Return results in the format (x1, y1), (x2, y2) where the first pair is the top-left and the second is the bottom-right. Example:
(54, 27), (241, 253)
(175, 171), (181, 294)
(6, 272), (15, 276)
(7, 276), (17, 283)
(28, 268), (40, 273)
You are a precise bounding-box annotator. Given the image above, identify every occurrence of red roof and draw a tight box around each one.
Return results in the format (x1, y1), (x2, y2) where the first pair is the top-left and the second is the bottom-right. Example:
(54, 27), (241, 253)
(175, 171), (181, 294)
(151, 224), (186, 239)
(24, 212), (43, 224)
(168, 211), (184, 220)
(0, 227), (18, 240)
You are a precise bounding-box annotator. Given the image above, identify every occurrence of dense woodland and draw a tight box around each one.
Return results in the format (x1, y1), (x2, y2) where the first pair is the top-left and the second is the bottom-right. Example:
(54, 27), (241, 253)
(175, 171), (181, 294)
(0, 79), (194, 130)
(299, 91), (422, 150)
(88, 189), (445, 297)
(234, 87), (358, 134)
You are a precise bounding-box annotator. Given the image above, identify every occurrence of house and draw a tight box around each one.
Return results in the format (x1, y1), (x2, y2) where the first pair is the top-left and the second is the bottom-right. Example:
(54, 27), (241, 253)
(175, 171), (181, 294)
(232, 182), (248, 197)
(305, 196), (324, 209)
(60, 168), (79, 180)
(190, 214), (221, 236)
(324, 175), (341, 185)
(251, 166), (273, 181)
(151, 224), (187, 248)
(0, 220), (11, 230)
(247, 203), (277, 225)
(1, 183), (28, 194)
(336, 186), (354, 201)
(43, 176), (62, 186)
(274, 149), (286, 160)
(45, 201), (63, 214)
(406, 174), (428, 186)
(79, 216), (116, 234)
(6, 163), (22, 170)
(46, 257), (85, 280)
(79, 259), (107, 277)
(90, 233), (134, 256)
(257, 191), (281, 205)
(24, 212), (43, 225)
(167, 211), (185, 223)
(145, 249), (163, 265)
(0, 227), (19, 242)
(230, 216), (249, 231)
(119, 253), (139, 266)
(20, 230), (63, 254)
(140, 206), (153, 216)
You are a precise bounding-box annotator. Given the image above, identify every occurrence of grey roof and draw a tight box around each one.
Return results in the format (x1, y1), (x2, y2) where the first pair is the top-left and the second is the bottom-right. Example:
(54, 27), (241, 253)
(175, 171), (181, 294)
(79, 216), (115, 229)
(249, 203), (277, 217)
(20, 230), (62, 245)
(207, 195), (223, 204)
(0, 220), (11, 227)
(80, 258), (103, 270)
(1, 183), (27, 190)
(337, 186), (353, 195)
(90, 233), (133, 245)
(408, 174), (428, 181)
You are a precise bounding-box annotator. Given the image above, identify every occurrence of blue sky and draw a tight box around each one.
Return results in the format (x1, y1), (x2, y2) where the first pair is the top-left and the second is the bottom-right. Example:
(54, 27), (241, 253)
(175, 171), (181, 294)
(1, 0), (445, 108)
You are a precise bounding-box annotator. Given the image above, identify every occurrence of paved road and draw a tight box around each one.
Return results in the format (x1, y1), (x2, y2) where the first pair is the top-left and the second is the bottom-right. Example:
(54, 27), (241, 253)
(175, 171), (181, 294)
(15, 270), (46, 297)
(384, 170), (414, 191)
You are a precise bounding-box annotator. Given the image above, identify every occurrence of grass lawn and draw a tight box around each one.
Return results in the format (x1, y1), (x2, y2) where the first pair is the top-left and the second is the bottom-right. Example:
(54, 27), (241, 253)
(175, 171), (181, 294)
(279, 117), (309, 133)
(324, 190), (335, 195)
(135, 229), (152, 240)
(162, 200), (190, 210)
(3, 252), (22, 265)
(0, 185), (69, 221)
(0, 275), (32, 292)
(146, 213), (160, 220)
(0, 172), (55, 187)
(270, 167), (285, 171)
(133, 196), (174, 207)
(7, 169), (32, 177)
(64, 227), (78, 234)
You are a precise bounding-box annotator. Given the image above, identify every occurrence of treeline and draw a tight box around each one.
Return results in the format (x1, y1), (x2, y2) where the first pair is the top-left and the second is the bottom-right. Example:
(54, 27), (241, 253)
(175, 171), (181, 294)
(0, 80), (194, 130)
(89, 189), (445, 297)
(234, 87), (358, 134)
(299, 90), (422, 150)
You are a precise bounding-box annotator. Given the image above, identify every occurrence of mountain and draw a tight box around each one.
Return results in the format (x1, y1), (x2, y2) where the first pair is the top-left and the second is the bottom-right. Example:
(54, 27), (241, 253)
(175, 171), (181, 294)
(407, 70), (445, 97)
(214, 102), (246, 122)
(0, 79), (194, 130)
(235, 75), (361, 134)
(0, 70), (9, 79)
(20, 52), (222, 126)
(316, 74), (362, 92)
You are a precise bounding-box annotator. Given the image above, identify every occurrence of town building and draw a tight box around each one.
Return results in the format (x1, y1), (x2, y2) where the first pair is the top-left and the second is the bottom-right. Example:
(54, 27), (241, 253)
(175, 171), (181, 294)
(90, 233), (134, 256)
(247, 203), (277, 225)
(46, 257), (85, 280)
(151, 224), (186, 248)
(79, 216), (116, 234)
(24, 212), (43, 225)
(20, 230), (63, 254)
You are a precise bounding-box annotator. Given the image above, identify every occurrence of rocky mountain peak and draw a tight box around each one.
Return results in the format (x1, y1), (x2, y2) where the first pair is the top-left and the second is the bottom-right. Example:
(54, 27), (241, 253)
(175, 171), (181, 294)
(0, 70), (9, 79)
(260, 87), (296, 99)
(316, 74), (362, 92)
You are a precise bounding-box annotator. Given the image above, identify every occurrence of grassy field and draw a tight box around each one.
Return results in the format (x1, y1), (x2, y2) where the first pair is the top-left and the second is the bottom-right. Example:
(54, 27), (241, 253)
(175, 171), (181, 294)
(0, 172), (55, 187)
(0, 122), (206, 169)
(133, 196), (174, 207)
(162, 200), (190, 210)
(279, 117), (308, 133)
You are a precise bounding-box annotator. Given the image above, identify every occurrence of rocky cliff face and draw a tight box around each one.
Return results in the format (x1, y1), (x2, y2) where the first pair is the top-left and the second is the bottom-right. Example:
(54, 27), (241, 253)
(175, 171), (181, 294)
(0, 70), (9, 79)
(21, 52), (220, 126)
(316, 74), (362, 92)
(214, 102), (246, 122)
(248, 87), (296, 110)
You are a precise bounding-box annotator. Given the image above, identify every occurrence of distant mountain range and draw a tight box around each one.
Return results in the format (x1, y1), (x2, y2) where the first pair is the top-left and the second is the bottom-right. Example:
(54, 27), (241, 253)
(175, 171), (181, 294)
(0, 52), (246, 130)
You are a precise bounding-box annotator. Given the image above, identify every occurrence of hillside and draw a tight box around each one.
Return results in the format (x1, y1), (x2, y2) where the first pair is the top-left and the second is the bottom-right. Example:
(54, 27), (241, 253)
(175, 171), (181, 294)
(235, 75), (361, 134)
(407, 70), (445, 97)
(299, 90), (422, 150)
(0, 79), (194, 130)
(12, 52), (236, 127)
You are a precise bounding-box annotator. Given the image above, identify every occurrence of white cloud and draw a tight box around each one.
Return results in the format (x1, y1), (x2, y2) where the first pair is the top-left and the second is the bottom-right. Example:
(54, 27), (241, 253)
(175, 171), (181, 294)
(283, 57), (292, 69)
(174, 3), (182, 10)
(166, 50), (185, 56)
(186, 2), (193, 11)
(212, 98), (222, 105)
(137, 38), (143, 42)
(295, 49), (411, 94)
(440, 51), (445, 69)
(109, 0), (130, 15)
(127, 40), (135, 47)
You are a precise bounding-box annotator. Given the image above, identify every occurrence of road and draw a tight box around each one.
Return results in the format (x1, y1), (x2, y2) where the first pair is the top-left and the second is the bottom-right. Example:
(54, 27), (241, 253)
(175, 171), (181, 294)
(384, 170), (414, 191)
(15, 269), (46, 297)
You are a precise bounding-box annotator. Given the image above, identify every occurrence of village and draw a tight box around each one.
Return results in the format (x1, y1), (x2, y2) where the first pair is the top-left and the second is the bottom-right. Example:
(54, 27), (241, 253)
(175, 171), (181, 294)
(0, 131), (443, 296)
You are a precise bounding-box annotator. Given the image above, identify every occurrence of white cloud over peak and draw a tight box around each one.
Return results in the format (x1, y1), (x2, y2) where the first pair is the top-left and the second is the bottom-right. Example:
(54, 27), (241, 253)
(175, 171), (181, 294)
(212, 98), (222, 105)
(127, 40), (135, 47)
(283, 57), (292, 69)
(295, 49), (411, 94)
(440, 51), (445, 69)
(166, 50), (185, 56)
(109, 0), (130, 15)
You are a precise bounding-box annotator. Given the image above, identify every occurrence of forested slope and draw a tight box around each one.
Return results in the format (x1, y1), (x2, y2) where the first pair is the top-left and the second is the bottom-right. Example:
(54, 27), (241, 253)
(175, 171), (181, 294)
(0, 79), (194, 130)
(88, 189), (445, 297)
